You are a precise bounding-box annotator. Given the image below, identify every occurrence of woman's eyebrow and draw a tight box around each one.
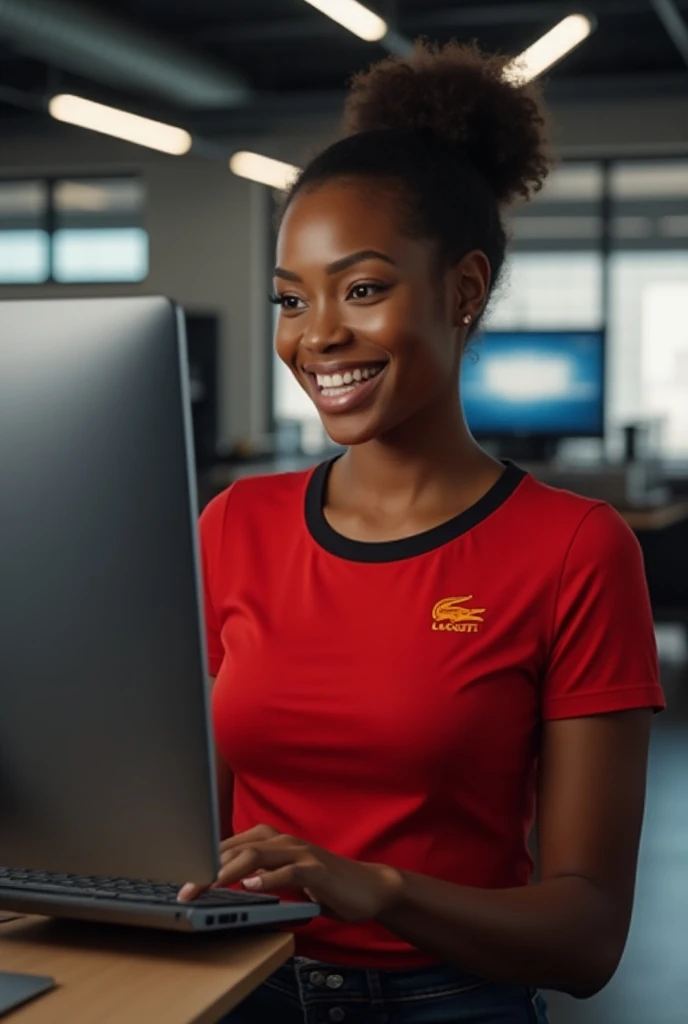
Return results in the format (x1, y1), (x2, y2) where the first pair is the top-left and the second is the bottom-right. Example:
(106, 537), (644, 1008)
(273, 249), (397, 283)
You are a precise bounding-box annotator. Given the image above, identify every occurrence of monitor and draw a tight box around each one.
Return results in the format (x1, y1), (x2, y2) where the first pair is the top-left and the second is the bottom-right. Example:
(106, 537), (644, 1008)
(0, 296), (220, 884)
(460, 330), (605, 444)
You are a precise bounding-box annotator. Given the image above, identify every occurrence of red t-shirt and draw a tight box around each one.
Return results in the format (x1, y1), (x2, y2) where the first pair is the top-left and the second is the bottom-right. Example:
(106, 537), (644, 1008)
(200, 460), (664, 969)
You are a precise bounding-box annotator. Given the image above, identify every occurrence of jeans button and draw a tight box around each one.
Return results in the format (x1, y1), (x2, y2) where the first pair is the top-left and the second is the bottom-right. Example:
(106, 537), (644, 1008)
(326, 974), (344, 990)
(309, 970), (326, 986)
(328, 1009), (346, 1023)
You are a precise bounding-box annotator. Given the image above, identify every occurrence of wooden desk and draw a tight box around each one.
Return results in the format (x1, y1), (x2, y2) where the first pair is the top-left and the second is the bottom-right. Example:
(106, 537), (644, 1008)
(618, 501), (688, 531)
(0, 916), (294, 1024)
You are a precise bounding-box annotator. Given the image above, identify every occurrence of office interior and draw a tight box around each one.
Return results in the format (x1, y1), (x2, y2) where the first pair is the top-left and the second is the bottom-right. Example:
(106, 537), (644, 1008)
(0, 1), (687, 1021)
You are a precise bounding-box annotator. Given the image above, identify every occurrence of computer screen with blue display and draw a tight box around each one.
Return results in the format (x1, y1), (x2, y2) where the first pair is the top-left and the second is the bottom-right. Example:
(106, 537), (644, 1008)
(460, 330), (605, 440)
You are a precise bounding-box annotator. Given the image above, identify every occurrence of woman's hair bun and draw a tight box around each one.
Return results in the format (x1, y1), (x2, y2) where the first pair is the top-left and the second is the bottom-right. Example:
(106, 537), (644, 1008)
(342, 40), (553, 206)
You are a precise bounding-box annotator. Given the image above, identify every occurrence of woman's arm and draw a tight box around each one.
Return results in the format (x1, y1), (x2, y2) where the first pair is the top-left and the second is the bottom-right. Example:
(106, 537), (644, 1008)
(377, 708), (652, 998)
(209, 676), (234, 839)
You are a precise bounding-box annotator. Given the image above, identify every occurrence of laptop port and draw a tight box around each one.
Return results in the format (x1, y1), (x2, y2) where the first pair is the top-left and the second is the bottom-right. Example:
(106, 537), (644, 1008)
(240, 913), (248, 922)
(205, 915), (215, 926)
(218, 913), (237, 925)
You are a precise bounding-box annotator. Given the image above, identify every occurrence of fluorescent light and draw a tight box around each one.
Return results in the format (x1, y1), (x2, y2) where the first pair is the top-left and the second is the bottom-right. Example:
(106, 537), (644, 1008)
(505, 14), (593, 83)
(48, 95), (192, 156)
(302, 0), (387, 42)
(230, 151), (301, 190)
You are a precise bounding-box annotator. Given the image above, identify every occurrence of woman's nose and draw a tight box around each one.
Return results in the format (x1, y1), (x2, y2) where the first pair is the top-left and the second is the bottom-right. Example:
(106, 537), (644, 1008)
(302, 305), (353, 353)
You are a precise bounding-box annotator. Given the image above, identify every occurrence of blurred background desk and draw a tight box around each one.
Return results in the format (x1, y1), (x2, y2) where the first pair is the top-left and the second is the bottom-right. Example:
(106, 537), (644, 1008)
(620, 501), (688, 531)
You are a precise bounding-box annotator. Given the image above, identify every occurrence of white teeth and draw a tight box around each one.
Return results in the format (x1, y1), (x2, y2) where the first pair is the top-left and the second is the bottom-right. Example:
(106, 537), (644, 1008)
(321, 385), (355, 397)
(314, 365), (384, 391)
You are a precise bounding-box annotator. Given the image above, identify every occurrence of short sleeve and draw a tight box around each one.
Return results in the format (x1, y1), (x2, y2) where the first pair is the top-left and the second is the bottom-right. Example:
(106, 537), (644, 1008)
(543, 503), (665, 720)
(198, 489), (231, 676)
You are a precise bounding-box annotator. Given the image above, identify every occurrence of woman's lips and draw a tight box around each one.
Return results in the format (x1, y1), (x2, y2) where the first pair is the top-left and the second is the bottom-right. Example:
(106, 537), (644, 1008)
(305, 364), (388, 415)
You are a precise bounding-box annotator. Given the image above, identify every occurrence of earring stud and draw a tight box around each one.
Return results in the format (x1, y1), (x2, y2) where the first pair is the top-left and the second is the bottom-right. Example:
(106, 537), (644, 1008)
(462, 314), (472, 325)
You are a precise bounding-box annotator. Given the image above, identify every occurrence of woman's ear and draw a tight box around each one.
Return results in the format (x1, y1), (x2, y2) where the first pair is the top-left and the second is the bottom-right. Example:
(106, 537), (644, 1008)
(452, 250), (491, 327)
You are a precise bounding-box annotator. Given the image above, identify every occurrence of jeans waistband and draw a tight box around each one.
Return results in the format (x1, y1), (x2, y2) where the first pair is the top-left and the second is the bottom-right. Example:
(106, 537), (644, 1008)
(268, 956), (492, 1006)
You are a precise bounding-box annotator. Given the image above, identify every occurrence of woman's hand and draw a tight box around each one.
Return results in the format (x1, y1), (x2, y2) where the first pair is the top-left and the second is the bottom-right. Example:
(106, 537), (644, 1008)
(177, 824), (403, 923)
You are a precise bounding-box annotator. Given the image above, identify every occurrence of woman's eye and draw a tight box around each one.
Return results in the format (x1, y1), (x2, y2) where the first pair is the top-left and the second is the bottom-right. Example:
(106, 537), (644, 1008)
(349, 283), (386, 300)
(270, 283), (387, 308)
(271, 293), (306, 311)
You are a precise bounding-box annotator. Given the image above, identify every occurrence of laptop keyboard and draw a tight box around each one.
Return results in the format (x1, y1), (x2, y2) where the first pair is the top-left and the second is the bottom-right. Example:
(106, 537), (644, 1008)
(0, 867), (279, 906)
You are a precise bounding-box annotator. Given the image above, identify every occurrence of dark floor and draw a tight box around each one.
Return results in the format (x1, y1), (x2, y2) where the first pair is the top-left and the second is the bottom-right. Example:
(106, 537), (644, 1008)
(544, 626), (688, 1024)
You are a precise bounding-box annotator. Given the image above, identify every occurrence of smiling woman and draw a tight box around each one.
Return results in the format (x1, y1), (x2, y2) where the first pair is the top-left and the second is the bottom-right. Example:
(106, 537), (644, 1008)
(199, 38), (664, 1024)
(269, 41), (548, 454)
(271, 247), (393, 417)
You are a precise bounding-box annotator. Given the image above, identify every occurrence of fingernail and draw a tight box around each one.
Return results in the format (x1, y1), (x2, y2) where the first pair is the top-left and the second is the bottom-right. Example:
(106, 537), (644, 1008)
(242, 876), (263, 890)
(177, 884), (195, 901)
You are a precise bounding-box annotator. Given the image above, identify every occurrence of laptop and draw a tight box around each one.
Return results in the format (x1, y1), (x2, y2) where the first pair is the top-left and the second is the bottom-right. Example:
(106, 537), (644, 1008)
(0, 296), (319, 933)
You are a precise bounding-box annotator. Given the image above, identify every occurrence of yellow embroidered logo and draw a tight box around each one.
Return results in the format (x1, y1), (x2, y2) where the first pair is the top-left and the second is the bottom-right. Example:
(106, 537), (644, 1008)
(431, 596), (485, 633)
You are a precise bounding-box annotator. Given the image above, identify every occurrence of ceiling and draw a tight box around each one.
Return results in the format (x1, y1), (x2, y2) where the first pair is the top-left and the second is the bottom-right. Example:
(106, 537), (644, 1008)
(1, 0), (687, 140)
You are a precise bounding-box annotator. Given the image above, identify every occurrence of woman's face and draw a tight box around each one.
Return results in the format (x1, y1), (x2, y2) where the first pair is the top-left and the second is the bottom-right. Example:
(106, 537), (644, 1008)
(273, 179), (486, 447)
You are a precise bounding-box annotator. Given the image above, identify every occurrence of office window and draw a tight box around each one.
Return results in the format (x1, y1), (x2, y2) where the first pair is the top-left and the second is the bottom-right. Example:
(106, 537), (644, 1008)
(0, 176), (148, 285)
(53, 178), (148, 283)
(611, 160), (688, 249)
(508, 162), (604, 253)
(609, 252), (688, 456)
(608, 161), (688, 456)
(0, 181), (50, 283)
(486, 252), (604, 330)
(486, 164), (604, 330)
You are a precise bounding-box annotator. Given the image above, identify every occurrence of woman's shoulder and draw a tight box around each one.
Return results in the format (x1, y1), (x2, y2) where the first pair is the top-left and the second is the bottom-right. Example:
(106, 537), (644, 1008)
(518, 470), (627, 527)
(199, 465), (317, 537)
(515, 471), (640, 564)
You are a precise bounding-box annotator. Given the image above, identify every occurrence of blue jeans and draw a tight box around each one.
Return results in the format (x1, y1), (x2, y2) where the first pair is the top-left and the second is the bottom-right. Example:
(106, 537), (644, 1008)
(223, 955), (550, 1023)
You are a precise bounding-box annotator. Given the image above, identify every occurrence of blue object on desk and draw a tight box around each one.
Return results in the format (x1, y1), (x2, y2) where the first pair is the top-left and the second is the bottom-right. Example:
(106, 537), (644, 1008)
(0, 971), (56, 1017)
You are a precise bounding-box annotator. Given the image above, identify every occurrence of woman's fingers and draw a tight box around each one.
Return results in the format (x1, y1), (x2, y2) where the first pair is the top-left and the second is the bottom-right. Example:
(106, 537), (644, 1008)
(216, 844), (290, 887)
(178, 828), (295, 902)
(177, 881), (206, 901)
(220, 824), (278, 853)
(240, 866), (306, 893)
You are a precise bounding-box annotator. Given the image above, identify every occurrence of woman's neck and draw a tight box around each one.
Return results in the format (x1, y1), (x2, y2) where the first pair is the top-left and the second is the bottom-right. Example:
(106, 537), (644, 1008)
(330, 397), (501, 522)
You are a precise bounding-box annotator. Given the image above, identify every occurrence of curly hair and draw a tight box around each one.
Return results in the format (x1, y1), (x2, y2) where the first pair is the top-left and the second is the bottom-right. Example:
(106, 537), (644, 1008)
(284, 40), (554, 323)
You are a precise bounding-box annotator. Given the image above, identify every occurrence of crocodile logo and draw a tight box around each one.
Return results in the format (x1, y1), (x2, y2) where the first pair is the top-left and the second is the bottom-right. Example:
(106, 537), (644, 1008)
(432, 596), (485, 633)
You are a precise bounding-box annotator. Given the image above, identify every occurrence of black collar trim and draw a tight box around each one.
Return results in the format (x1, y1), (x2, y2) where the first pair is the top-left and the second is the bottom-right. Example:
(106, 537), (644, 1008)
(305, 458), (527, 563)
